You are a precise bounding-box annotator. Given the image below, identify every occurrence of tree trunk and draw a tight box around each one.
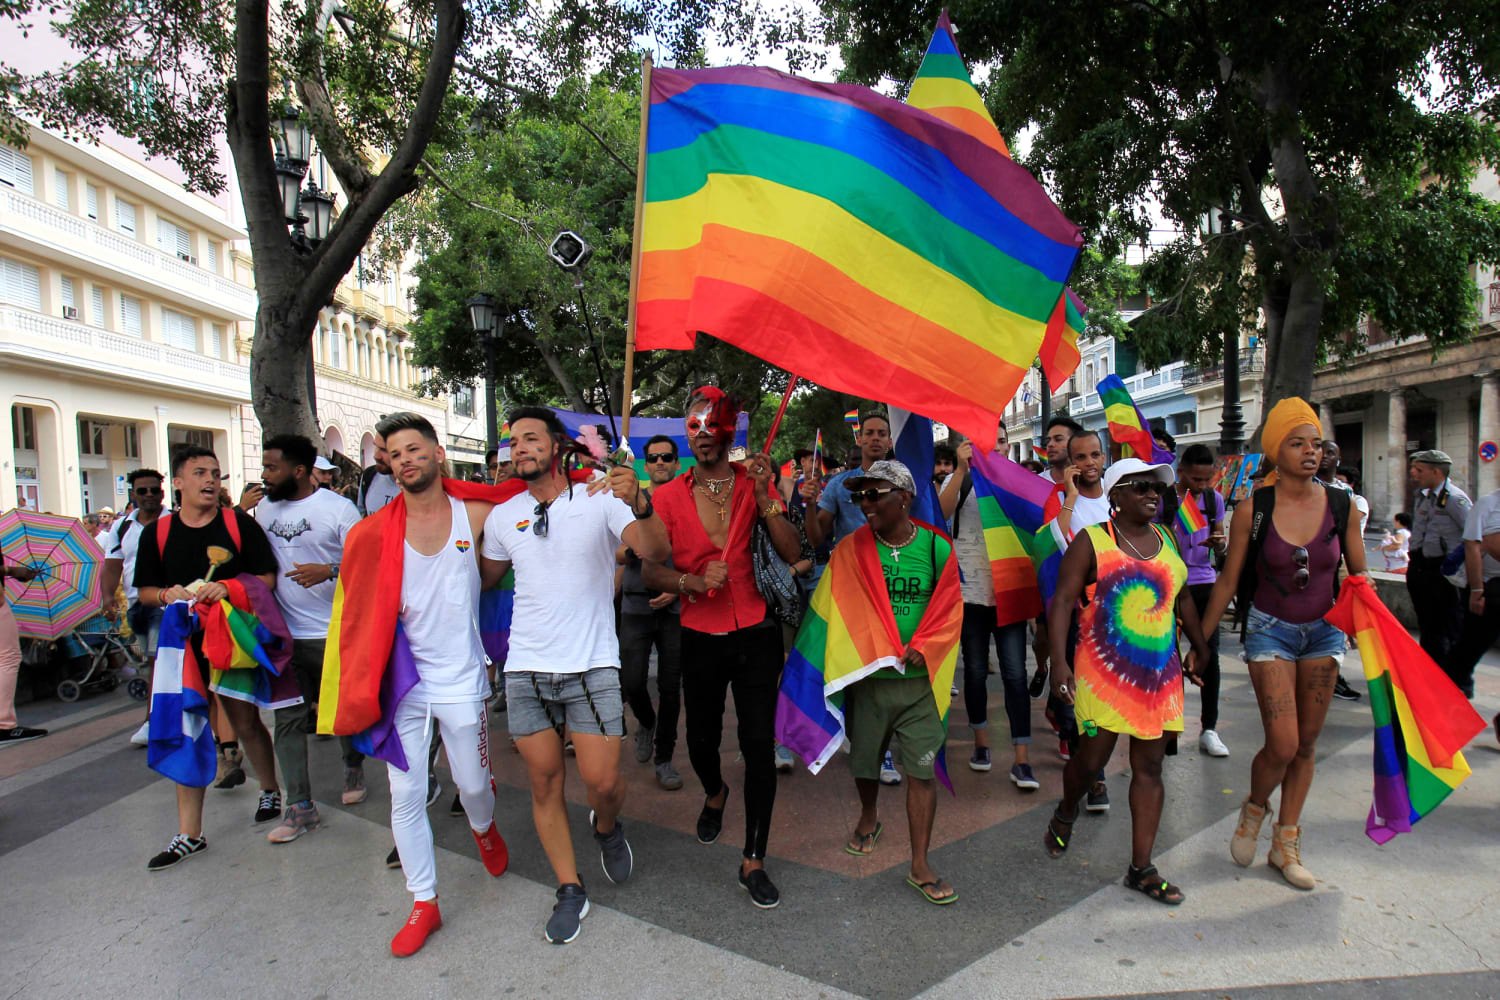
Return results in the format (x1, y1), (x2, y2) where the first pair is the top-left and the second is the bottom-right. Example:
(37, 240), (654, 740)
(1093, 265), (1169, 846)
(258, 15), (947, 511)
(251, 318), (322, 440)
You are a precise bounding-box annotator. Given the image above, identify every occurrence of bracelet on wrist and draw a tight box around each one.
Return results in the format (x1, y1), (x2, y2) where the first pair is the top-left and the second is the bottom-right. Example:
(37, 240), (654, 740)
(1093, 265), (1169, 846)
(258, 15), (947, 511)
(677, 573), (690, 595)
(1062, 504), (1074, 512)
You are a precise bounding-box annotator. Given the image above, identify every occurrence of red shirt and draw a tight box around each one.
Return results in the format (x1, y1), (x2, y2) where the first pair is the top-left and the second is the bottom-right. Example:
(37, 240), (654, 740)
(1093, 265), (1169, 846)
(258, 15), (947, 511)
(653, 463), (768, 634)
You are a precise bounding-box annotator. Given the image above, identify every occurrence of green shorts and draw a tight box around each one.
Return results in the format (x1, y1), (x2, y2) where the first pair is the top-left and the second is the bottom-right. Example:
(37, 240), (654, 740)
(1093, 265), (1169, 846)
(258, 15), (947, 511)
(846, 674), (945, 781)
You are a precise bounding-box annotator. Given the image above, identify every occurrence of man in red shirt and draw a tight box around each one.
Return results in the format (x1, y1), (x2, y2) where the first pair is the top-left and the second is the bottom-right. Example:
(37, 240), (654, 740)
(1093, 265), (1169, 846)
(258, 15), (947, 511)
(643, 387), (802, 908)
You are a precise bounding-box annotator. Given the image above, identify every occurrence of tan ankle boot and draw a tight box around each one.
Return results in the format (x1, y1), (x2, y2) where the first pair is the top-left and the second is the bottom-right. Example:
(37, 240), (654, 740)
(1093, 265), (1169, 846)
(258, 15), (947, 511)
(213, 745), (245, 790)
(1230, 797), (1268, 867)
(1268, 823), (1315, 890)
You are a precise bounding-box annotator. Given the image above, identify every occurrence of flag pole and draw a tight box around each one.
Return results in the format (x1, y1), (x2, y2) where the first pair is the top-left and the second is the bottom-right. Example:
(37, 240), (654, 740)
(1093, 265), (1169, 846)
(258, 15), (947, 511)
(761, 373), (799, 455)
(620, 51), (653, 445)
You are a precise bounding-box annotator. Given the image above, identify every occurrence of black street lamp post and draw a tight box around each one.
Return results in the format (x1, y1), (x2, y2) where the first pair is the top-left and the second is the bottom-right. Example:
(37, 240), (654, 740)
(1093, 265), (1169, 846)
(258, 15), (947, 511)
(467, 293), (501, 454)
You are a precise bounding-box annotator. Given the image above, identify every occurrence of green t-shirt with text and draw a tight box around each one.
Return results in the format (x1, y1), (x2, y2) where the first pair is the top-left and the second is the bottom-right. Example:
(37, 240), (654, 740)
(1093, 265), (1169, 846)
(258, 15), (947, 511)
(871, 525), (950, 680)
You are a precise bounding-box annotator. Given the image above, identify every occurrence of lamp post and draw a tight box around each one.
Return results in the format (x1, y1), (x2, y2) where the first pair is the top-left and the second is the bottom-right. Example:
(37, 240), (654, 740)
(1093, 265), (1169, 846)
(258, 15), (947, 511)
(1202, 206), (1244, 454)
(467, 293), (500, 454)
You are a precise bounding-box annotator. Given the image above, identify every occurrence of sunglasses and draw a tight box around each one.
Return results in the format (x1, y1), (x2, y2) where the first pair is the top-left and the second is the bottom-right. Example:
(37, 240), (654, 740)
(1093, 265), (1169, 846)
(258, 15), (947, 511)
(533, 501), (550, 538)
(1292, 546), (1310, 591)
(645, 453), (677, 464)
(850, 487), (897, 502)
(133, 486), (163, 495)
(1119, 480), (1170, 497)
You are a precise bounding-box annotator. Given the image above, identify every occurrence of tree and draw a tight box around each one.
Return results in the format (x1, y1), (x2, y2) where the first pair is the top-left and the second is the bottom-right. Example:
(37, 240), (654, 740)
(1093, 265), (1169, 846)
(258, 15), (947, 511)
(817, 1), (1500, 413)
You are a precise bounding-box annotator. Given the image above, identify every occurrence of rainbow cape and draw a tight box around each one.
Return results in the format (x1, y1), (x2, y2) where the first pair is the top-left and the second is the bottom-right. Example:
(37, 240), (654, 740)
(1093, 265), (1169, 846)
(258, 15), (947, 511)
(1325, 576), (1486, 843)
(1097, 374), (1174, 463)
(968, 449), (1058, 624)
(637, 65), (1082, 453)
(199, 575), (299, 710)
(147, 602), (216, 787)
(774, 522), (962, 788)
(1176, 491), (1209, 535)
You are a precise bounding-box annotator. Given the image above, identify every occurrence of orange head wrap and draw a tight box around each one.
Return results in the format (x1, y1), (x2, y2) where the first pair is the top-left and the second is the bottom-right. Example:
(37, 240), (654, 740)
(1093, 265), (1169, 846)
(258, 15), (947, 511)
(1260, 396), (1323, 486)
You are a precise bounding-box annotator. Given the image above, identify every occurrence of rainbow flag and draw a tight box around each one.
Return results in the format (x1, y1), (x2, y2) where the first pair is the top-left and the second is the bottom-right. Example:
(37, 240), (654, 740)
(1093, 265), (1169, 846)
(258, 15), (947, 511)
(479, 568), (515, 666)
(1031, 444), (1047, 461)
(147, 602), (216, 788)
(1039, 287), (1086, 389)
(1325, 576), (1486, 843)
(199, 575), (300, 710)
(813, 428), (823, 472)
(968, 449), (1056, 625)
(1097, 374), (1174, 463)
(774, 523), (962, 787)
(843, 409), (860, 427)
(637, 66), (1082, 453)
(1176, 492), (1209, 535)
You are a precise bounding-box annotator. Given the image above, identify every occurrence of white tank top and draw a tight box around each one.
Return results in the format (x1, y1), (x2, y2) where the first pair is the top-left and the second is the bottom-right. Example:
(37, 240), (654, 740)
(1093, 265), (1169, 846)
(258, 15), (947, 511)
(400, 495), (489, 703)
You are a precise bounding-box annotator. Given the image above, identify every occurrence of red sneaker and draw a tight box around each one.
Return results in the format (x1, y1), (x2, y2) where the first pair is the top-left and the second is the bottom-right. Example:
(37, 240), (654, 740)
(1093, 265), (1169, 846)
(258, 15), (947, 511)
(473, 822), (510, 877)
(390, 900), (442, 957)
(1058, 738), (1071, 762)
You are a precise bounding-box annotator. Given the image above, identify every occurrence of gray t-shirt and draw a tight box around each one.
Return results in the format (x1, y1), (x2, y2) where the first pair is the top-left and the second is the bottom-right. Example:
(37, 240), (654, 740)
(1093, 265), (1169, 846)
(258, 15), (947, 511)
(1462, 488), (1500, 583)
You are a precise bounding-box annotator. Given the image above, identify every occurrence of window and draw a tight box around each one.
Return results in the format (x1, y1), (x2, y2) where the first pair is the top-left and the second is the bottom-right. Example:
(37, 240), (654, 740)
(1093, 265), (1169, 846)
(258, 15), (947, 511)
(115, 198), (137, 236)
(209, 323), (224, 359)
(183, 428), (214, 450)
(328, 331), (341, 368)
(54, 169), (70, 210)
(207, 240), (218, 274)
(453, 384), (475, 417)
(60, 275), (75, 313)
(0, 145), (34, 194)
(85, 183), (99, 221)
(124, 424), (140, 459)
(156, 217), (192, 260)
(0, 257), (42, 310)
(11, 405), (36, 450)
(1084, 362), (1094, 393)
(162, 307), (197, 351)
(79, 419), (107, 456)
(119, 293), (143, 336)
(91, 285), (106, 329)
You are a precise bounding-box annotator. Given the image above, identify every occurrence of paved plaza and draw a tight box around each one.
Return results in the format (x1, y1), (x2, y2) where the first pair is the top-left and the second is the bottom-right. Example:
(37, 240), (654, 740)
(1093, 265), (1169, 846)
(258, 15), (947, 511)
(3, 635), (1498, 1000)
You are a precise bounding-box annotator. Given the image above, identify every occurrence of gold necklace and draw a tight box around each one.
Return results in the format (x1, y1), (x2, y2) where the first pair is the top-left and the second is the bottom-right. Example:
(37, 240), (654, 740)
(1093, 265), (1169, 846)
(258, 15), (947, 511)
(700, 472), (734, 496)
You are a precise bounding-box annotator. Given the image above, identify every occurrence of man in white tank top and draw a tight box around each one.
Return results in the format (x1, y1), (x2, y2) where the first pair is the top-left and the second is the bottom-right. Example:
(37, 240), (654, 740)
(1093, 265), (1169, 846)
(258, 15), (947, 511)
(480, 407), (670, 945)
(377, 414), (511, 958)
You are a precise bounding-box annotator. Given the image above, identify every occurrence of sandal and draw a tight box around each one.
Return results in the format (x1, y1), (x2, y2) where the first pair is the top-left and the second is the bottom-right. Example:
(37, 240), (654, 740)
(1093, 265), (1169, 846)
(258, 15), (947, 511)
(1044, 808), (1075, 859)
(906, 874), (958, 905)
(1123, 864), (1185, 905)
(844, 821), (883, 856)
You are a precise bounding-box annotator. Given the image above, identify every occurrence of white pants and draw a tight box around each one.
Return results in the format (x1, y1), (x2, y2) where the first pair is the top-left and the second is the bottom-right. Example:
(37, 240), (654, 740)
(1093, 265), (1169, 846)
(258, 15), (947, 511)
(389, 698), (496, 900)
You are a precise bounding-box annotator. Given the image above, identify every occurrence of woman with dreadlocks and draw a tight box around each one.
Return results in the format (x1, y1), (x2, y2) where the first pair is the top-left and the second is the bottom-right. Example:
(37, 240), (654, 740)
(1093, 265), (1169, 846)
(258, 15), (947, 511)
(479, 406), (671, 944)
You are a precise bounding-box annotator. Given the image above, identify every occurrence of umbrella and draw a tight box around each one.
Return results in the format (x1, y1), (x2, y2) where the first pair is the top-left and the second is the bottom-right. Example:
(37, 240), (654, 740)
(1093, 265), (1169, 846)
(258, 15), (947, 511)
(0, 508), (105, 639)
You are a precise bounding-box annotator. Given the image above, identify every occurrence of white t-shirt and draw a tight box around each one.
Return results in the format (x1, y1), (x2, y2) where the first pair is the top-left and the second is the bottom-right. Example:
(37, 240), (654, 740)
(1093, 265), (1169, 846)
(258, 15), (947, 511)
(1463, 489), (1500, 583)
(942, 472), (993, 606)
(363, 472), (400, 515)
(254, 489), (361, 638)
(482, 486), (636, 674)
(1383, 527), (1411, 571)
(108, 512), (145, 604)
(1066, 491), (1113, 534)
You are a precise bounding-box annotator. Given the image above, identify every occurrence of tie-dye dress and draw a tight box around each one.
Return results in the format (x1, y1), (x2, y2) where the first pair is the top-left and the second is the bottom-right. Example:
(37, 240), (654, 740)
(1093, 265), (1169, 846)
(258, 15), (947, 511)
(1073, 522), (1187, 739)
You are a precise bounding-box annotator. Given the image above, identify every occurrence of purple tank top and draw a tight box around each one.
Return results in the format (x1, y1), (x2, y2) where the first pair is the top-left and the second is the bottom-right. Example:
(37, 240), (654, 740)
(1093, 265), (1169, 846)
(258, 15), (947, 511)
(1253, 506), (1340, 623)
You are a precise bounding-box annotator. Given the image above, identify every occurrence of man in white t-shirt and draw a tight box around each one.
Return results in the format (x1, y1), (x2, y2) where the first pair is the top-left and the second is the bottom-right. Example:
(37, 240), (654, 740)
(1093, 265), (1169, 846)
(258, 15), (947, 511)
(480, 407), (670, 945)
(360, 433), (400, 516)
(254, 435), (363, 842)
(100, 469), (169, 746)
(1445, 488), (1500, 699)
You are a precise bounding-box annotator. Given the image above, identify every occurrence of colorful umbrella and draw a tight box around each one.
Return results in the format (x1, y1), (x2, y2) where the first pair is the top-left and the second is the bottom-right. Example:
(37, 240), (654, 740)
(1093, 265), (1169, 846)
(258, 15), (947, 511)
(0, 508), (105, 639)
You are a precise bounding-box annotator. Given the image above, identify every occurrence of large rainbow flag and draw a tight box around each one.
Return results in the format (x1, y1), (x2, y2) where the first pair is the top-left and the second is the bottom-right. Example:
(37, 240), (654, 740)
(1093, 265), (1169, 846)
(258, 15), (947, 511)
(775, 523), (962, 786)
(968, 449), (1057, 624)
(1097, 374), (1174, 463)
(636, 65), (1083, 453)
(1325, 576), (1486, 843)
(199, 575), (300, 710)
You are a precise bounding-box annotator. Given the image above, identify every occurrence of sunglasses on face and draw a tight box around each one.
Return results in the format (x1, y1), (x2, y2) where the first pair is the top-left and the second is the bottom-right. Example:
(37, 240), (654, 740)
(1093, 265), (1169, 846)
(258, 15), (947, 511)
(133, 486), (163, 496)
(533, 501), (550, 538)
(1292, 546), (1310, 591)
(1119, 480), (1170, 497)
(850, 487), (896, 503)
(645, 453), (677, 464)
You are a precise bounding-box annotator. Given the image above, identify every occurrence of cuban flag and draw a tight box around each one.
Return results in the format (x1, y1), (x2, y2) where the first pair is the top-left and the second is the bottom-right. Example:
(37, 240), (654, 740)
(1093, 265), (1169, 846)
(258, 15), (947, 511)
(147, 602), (217, 788)
(888, 407), (947, 530)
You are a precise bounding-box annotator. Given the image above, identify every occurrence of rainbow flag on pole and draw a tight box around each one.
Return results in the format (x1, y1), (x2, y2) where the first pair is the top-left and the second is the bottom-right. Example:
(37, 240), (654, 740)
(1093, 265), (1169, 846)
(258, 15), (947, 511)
(1039, 287), (1086, 389)
(1097, 374), (1174, 463)
(968, 449), (1055, 624)
(1325, 576), (1486, 843)
(1176, 492), (1209, 536)
(637, 65), (1082, 453)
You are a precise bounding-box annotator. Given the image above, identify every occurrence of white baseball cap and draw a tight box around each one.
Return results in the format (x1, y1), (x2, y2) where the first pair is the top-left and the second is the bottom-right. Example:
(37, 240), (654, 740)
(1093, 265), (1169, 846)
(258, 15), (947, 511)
(313, 456), (336, 471)
(1102, 458), (1174, 496)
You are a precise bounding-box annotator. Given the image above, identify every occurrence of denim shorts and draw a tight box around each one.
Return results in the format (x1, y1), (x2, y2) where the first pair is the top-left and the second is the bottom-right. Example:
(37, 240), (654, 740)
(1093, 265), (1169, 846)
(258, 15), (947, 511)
(126, 602), (163, 657)
(1243, 607), (1346, 663)
(505, 668), (625, 738)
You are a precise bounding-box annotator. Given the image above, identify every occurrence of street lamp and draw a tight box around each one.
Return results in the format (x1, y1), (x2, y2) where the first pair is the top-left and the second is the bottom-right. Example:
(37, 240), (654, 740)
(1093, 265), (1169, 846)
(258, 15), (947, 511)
(1201, 204), (1244, 454)
(467, 293), (502, 454)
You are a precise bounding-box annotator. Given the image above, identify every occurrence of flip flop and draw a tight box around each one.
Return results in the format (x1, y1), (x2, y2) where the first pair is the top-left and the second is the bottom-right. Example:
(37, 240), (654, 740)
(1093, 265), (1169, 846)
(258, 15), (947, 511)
(906, 874), (958, 905)
(844, 821), (883, 856)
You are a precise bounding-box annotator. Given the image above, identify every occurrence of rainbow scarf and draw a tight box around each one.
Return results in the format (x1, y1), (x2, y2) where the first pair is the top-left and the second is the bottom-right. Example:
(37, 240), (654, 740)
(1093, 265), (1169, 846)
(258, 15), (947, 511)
(774, 522), (962, 788)
(1325, 576), (1486, 842)
(199, 575), (299, 710)
(1176, 491), (1209, 535)
(1097, 374), (1174, 463)
(968, 449), (1057, 624)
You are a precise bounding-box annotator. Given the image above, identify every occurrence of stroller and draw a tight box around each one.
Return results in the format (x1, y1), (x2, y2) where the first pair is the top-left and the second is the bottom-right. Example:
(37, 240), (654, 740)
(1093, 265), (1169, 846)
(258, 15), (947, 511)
(54, 615), (149, 703)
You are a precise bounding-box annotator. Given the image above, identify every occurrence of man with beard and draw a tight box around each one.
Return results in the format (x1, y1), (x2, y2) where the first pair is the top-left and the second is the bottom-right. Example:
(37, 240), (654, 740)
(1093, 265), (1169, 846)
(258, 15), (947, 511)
(480, 407), (669, 943)
(642, 388), (803, 909)
(360, 433), (400, 515)
(254, 435), (364, 837)
(101, 467), (168, 746)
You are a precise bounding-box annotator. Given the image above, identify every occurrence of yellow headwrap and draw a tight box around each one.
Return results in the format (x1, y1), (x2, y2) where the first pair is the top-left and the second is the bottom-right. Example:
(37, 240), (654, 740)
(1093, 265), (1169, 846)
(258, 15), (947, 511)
(1260, 396), (1323, 486)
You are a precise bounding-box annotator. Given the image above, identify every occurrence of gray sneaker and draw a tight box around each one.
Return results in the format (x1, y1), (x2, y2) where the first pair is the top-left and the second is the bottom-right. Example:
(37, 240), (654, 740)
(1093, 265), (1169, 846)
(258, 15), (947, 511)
(545, 883), (590, 944)
(589, 809), (633, 884)
(634, 724), (655, 764)
(655, 760), (684, 790)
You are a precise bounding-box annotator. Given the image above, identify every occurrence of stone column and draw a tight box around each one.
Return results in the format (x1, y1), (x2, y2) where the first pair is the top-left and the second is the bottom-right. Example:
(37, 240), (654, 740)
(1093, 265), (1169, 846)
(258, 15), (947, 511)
(1320, 402), (1336, 439)
(1387, 391), (1407, 523)
(1480, 372), (1500, 496)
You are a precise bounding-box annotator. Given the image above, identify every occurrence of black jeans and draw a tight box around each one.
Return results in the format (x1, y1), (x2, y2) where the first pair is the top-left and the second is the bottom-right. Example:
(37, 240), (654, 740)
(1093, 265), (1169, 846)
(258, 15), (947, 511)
(1443, 577), (1500, 698)
(681, 621), (781, 860)
(1408, 554), (1465, 663)
(618, 610), (682, 764)
(1187, 583), (1222, 730)
(960, 604), (1029, 743)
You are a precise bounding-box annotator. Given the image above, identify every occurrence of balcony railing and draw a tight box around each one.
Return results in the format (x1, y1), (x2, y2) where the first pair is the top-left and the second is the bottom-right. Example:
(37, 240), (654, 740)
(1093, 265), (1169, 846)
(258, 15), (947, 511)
(1489, 281), (1500, 319)
(1181, 350), (1266, 388)
(1069, 362), (1188, 416)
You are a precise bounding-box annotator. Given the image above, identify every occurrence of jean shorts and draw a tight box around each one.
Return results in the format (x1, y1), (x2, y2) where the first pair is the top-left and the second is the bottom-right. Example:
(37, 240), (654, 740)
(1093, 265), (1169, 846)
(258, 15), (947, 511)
(1243, 607), (1346, 663)
(126, 602), (163, 657)
(505, 668), (625, 738)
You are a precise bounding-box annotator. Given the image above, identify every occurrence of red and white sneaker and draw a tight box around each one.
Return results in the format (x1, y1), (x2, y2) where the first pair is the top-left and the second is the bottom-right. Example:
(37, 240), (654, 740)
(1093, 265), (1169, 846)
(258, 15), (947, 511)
(473, 822), (509, 877)
(391, 899), (442, 957)
(1058, 738), (1071, 762)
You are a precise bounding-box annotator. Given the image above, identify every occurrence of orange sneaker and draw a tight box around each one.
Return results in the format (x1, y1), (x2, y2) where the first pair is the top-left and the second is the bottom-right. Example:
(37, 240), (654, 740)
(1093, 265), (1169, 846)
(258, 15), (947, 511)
(473, 822), (510, 878)
(390, 900), (442, 957)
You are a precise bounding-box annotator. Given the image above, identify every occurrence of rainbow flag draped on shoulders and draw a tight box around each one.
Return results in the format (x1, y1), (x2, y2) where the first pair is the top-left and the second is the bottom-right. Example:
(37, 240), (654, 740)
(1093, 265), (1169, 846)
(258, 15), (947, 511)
(147, 602), (216, 787)
(1097, 374), (1174, 463)
(774, 522), (962, 788)
(967, 449), (1063, 623)
(1325, 576), (1486, 843)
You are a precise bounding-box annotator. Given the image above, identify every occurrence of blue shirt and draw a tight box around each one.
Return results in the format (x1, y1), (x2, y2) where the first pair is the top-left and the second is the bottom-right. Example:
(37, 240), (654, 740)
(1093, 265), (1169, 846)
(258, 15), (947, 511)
(818, 468), (872, 547)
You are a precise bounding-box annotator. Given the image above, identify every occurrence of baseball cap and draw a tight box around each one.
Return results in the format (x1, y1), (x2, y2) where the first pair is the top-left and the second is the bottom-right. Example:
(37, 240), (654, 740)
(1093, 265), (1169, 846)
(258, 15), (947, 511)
(846, 459), (917, 495)
(313, 456), (336, 471)
(1102, 458), (1174, 496)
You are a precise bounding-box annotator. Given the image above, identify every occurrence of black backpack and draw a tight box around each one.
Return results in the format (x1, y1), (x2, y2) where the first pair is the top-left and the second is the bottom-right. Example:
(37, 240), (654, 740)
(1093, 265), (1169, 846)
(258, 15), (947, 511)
(1233, 484), (1350, 634)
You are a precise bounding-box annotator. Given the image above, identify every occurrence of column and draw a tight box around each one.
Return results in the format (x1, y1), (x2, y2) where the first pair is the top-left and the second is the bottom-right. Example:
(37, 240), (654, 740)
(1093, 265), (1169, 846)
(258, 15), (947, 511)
(152, 405), (171, 480)
(1480, 372), (1500, 496)
(1319, 402), (1335, 439)
(1387, 390), (1406, 524)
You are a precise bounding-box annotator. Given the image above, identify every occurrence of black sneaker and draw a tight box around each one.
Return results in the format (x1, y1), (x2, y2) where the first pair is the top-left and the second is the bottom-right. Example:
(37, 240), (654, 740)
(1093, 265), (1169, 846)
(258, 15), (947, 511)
(545, 883), (590, 944)
(696, 784), (728, 845)
(449, 792), (464, 817)
(1028, 667), (1048, 699)
(738, 866), (780, 909)
(634, 724), (654, 764)
(590, 810), (634, 884)
(0, 725), (47, 744)
(385, 845), (402, 869)
(1085, 781), (1110, 812)
(148, 834), (207, 871)
(1333, 675), (1361, 701)
(254, 790), (282, 824)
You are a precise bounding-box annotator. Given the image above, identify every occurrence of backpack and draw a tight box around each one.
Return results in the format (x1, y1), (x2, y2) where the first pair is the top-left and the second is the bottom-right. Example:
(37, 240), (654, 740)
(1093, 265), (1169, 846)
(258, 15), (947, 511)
(156, 508), (243, 558)
(1233, 484), (1350, 634)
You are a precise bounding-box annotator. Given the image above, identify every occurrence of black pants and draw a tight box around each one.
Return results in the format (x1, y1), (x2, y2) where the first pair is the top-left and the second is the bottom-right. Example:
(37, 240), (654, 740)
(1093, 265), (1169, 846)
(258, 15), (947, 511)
(1443, 577), (1499, 698)
(1187, 583), (1222, 730)
(681, 622), (781, 860)
(1408, 554), (1465, 663)
(618, 610), (682, 764)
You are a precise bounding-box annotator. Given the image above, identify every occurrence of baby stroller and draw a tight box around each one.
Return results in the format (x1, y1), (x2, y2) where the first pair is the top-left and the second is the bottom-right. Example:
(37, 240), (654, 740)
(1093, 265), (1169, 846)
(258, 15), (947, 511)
(55, 615), (148, 703)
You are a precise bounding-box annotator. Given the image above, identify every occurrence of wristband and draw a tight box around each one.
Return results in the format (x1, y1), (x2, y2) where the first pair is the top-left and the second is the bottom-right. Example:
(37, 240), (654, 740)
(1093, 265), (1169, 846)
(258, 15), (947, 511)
(633, 496), (654, 520)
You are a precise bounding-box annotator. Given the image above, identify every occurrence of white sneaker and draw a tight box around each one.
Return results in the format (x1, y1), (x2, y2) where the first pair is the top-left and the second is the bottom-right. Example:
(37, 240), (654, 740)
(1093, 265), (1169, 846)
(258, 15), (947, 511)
(774, 743), (795, 773)
(130, 721), (150, 747)
(879, 750), (902, 786)
(1199, 729), (1229, 757)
